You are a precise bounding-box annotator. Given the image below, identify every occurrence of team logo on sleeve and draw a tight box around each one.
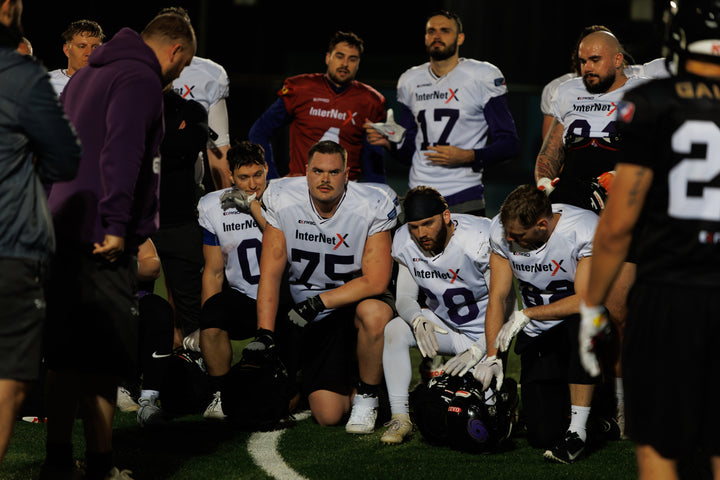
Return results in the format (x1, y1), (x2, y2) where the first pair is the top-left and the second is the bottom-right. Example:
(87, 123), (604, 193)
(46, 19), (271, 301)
(618, 101), (636, 123)
(494, 77), (506, 87)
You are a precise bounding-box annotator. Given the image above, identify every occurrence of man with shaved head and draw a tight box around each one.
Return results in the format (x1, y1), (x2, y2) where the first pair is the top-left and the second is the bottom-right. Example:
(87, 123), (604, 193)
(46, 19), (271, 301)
(530, 28), (653, 461)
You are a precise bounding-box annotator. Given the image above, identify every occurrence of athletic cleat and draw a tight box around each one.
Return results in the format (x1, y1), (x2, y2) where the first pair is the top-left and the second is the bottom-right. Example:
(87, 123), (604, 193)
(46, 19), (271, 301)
(543, 430), (586, 464)
(21, 416), (47, 423)
(203, 391), (227, 420)
(137, 395), (164, 428)
(104, 467), (135, 479)
(116, 387), (139, 412)
(380, 414), (413, 444)
(345, 394), (378, 434)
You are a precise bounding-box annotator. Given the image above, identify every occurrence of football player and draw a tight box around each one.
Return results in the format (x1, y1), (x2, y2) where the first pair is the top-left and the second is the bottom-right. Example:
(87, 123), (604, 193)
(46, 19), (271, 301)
(243, 140), (398, 434)
(172, 55), (232, 190)
(535, 28), (650, 434)
(483, 185), (599, 464)
(365, 10), (520, 216)
(380, 186), (507, 445)
(581, 1), (720, 478)
(249, 31), (387, 182)
(48, 19), (104, 96)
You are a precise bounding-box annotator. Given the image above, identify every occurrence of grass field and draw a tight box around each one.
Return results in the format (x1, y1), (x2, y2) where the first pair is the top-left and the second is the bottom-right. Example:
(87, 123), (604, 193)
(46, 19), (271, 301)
(1, 342), (641, 480)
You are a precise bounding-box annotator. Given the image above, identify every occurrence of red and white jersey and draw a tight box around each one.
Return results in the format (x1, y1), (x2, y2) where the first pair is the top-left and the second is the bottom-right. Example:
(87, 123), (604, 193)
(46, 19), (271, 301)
(172, 57), (229, 112)
(550, 75), (650, 138)
(490, 204), (597, 337)
(397, 58), (508, 197)
(392, 214), (492, 341)
(197, 188), (263, 299)
(262, 177), (398, 320)
(279, 73), (385, 180)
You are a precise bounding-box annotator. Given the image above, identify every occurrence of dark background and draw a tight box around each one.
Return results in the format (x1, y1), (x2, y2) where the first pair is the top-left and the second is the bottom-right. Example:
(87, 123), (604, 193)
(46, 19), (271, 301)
(21, 0), (669, 210)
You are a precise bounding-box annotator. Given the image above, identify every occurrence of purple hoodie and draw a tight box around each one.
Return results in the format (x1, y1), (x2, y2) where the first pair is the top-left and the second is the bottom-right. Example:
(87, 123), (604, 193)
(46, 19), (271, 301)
(49, 27), (164, 253)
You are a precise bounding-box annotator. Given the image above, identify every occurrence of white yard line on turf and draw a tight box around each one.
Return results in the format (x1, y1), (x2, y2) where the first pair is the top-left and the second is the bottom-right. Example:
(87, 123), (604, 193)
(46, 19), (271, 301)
(247, 410), (312, 480)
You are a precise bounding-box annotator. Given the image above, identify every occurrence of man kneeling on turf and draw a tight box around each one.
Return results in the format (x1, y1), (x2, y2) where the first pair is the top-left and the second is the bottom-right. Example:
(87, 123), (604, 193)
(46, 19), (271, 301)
(244, 140), (399, 433)
(381, 186), (507, 444)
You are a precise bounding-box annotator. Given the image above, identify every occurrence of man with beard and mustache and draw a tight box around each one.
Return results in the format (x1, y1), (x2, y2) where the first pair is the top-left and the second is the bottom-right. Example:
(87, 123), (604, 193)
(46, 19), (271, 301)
(365, 10), (520, 216)
(381, 186), (506, 445)
(0, 0), (80, 466)
(482, 185), (601, 463)
(535, 29), (654, 441)
(243, 140), (399, 435)
(249, 31), (387, 182)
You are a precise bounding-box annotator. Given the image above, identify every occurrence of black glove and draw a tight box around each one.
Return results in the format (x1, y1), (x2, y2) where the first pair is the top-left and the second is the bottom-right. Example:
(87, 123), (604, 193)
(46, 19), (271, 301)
(242, 328), (276, 363)
(287, 295), (325, 328)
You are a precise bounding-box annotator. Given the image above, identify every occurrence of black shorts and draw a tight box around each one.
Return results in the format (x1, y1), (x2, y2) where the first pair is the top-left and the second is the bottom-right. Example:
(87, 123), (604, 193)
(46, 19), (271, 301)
(45, 248), (139, 378)
(623, 282), (720, 459)
(200, 288), (258, 339)
(0, 257), (46, 381)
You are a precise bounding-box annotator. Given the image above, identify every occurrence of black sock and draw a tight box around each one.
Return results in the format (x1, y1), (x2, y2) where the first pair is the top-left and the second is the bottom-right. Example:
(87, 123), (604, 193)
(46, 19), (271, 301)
(85, 450), (113, 480)
(209, 373), (227, 393)
(357, 380), (380, 397)
(45, 441), (73, 467)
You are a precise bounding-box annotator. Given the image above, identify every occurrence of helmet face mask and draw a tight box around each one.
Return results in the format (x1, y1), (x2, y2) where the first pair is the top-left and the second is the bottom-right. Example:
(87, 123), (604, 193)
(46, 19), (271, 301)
(663, 0), (720, 72)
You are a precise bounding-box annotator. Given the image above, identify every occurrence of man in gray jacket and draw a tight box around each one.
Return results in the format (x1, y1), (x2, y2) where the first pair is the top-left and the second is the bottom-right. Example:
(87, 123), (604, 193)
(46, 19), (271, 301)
(0, 0), (81, 466)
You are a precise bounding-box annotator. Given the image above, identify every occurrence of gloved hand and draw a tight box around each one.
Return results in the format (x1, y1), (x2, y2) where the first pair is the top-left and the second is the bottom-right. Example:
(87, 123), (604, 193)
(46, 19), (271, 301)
(220, 187), (257, 213)
(242, 328), (277, 363)
(444, 343), (484, 377)
(495, 310), (531, 352)
(473, 355), (504, 391)
(537, 177), (560, 196)
(287, 295), (326, 328)
(579, 301), (611, 377)
(182, 328), (201, 352)
(367, 109), (407, 143)
(411, 315), (448, 358)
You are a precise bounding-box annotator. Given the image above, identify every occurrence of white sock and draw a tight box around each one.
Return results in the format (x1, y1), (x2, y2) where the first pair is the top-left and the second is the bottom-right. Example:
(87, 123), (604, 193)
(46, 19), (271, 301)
(569, 405), (591, 442)
(615, 377), (624, 407)
(140, 389), (160, 400)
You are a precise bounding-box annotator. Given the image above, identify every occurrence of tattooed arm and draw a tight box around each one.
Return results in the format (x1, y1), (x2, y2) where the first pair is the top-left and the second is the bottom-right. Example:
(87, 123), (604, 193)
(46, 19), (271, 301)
(583, 163), (652, 307)
(534, 118), (566, 183)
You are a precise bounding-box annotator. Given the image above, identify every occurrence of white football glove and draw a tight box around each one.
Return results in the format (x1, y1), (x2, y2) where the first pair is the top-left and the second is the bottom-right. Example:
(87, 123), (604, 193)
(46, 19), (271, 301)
(412, 315), (448, 358)
(537, 176), (560, 196)
(182, 328), (201, 353)
(579, 301), (611, 377)
(495, 310), (531, 352)
(444, 343), (485, 377)
(220, 187), (257, 213)
(368, 109), (406, 143)
(473, 355), (504, 391)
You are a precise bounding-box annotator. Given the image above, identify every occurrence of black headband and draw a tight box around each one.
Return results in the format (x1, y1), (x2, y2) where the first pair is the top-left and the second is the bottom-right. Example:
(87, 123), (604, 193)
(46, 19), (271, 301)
(404, 194), (446, 222)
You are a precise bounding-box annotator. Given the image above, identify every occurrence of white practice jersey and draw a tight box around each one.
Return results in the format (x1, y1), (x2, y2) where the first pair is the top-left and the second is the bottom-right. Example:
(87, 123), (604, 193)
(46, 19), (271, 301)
(392, 214), (492, 341)
(197, 189), (263, 299)
(489, 204), (597, 337)
(550, 75), (651, 139)
(541, 58), (668, 118)
(172, 57), (229, 112)
(263, 177), (399, 321)
(48, 69), (70, 96)
(397, 58), (508, 197)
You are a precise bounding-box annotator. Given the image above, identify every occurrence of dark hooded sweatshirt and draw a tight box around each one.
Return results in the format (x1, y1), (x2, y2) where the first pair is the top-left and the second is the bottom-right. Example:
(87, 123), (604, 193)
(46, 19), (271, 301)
(48, 27), (164, 253)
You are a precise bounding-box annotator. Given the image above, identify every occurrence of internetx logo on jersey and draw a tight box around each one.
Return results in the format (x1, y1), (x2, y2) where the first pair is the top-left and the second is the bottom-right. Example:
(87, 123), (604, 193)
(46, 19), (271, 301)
(414, 88), (460, 104)
(308, 106), (357, 126)
(511, 259), (567, 276)
(412, 267), (464, 283)
(294, 230), (351, 250)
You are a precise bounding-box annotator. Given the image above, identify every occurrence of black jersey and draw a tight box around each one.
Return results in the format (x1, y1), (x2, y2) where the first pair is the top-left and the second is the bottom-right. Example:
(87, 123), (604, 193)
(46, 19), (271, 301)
(617, 74), (720, 287)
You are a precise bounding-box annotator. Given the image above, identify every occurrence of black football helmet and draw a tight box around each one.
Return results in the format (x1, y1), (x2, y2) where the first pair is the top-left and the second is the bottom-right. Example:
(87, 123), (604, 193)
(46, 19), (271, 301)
(664, 0), (720, 71)
(409, 372), (467, 445)
(445, 376), (519, 453)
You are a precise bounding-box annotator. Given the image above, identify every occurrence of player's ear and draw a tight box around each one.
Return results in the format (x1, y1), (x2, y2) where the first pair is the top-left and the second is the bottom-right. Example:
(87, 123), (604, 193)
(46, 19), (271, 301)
(442, 209), (451, 224)
(457, 32), (465, 47)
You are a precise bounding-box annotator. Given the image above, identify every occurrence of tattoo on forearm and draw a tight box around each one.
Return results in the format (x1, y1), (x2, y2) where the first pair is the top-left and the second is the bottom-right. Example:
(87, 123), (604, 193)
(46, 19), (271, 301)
(627, 168), (649, 206)
(535, 127), (565, 180)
